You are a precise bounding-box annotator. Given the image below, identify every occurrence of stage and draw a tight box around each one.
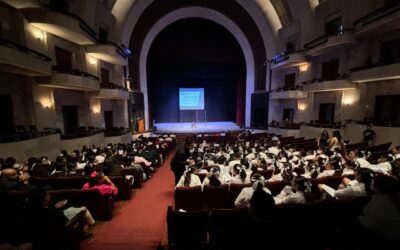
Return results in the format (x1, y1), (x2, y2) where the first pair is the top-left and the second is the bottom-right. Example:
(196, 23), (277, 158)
(153, 121), (243, 133)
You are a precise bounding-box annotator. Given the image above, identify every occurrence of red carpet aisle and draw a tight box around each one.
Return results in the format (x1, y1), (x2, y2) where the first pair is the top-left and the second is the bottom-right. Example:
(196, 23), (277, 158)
(82, 151), (176, 250)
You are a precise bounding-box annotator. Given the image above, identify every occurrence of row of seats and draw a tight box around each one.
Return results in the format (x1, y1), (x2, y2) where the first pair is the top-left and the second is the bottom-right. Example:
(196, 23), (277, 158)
(175, 175), (347, 211)
(167, 196), (368, 249)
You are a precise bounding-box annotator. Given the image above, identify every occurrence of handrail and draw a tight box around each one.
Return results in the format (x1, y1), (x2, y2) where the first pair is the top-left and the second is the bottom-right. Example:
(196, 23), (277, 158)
(353, 3), (400, 27)
(270, 86), (303, 92)
(302, 74), (348, 85)
(44, 4), (97, 41)
(52, 65), (100, 81)
(350, 60), (400, 72)
(100, 82), (129, 91)
(0, 36), (52, 62)
(270, 50), (305, 64)
(304, 29), (354, 50)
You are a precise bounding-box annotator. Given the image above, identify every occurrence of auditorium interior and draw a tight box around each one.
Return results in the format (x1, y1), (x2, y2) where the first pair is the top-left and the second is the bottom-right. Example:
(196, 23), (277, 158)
(0, 0), (400, 249)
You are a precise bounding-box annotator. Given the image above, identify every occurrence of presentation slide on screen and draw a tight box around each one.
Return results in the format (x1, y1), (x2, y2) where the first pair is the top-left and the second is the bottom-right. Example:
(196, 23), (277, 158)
(179, 88), (205, 110)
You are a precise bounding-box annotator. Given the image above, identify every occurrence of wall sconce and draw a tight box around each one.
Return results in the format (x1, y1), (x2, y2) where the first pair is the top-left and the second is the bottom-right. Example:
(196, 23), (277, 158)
(298, 103), (307, 111)
(39, 98), (53, 109)
(92, 106), (100, 114)
(299, 63), (309, 72)
(89, 57), (97, 66)
(34, 30), (44, 40)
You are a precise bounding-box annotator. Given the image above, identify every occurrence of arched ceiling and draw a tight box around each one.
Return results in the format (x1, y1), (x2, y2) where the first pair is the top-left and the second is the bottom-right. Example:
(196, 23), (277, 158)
(110, 0), (315, 53)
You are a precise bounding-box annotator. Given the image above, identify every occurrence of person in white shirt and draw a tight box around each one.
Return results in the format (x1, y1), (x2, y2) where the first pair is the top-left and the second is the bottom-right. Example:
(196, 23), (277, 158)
(202, 166), (224, 188)
(364, 154), (393, 176)
(318, 168), (373, 199)
(317, 157), (343, 179)
(176, 166), (202, 188)
(230, 164), (250, 184)
(235, 173), (271, 208)
(392, 146), (400, 160)
(274, 175), (312, 205)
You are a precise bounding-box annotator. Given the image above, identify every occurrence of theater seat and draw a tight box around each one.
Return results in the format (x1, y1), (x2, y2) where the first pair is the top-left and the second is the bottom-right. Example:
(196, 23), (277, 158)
(228, 183), (252, 208)
(175, 186), (203, 211)
(202, 185), (229, 209)
(166, 206), (208, 249)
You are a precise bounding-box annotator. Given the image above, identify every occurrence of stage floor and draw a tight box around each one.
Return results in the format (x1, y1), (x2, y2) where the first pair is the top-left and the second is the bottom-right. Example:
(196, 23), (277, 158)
(154, 122), (243, 133)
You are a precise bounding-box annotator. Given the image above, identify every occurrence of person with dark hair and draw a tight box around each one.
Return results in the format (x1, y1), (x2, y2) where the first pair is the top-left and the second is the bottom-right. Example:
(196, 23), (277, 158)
(317, 130), (330, 150)
(319, 168), (374, 199)
(176, 165), (201, 188)
(317, 156), (343, 178)
(328, 130), (344, 151)
(363, 125), (376, 146)
(170, 140), (192, 184)
(358, 174), (400, 248)
(364, 153), (393, 176)
(249, 181), (276, 221)
(202, 166), (223, 187)
(274, 176), (312, 205)
(393, 146), (400, 160)
(82, 171), (118, 196)
(230, 164), (250, 184)
(235, 172), (271, 208)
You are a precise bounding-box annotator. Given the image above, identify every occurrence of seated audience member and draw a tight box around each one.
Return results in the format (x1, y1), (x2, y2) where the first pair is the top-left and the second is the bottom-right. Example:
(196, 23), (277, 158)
(328, 130), (344, 151)
(29, 189), (95, 241)
(319, 168), (373, 199)
(364, 153), (393, 176)
(317, 157), (343, 178)
(82, 171), (118, 196)
(202, 166), (223, 187)
(249, 180), (276, 222)
(393, 146), (400, 160)
(230, 164), (250, 184)
(358, 174), (400, 248)
(317, 130), (330, 150)
(30, 156), (54, 177)
(268, 162), (294, 182)
(273, 176), (312, 205)
(235, 173), (271, 208)
(176, 165), (201, 188)
(16, 170), (38, 191)
(302, 161), (320, 179)
(0, 168), (19, 190)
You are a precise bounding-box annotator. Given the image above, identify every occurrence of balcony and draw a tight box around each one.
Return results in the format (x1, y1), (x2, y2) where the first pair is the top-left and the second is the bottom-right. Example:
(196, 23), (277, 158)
(93, 88), (130, 100)
(350, 61), (400, 83)
(271, 52), (308, 70)
(37, 66), (100, 91)
(86, 43), (128, 65)
(304, 29), (356, 57)
(0, 37), (51, 76)
(302, 77), (355, 92)
(27, 10), (96, 45)
(354, 4), (400, 38)
(269, 87), (307, 100)
(0, 0), (42, 9)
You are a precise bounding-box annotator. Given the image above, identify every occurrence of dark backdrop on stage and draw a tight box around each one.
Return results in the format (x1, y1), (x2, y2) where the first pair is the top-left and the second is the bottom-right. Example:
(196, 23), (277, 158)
(147, 18), (246, 124)
(148, 61), (238, 123)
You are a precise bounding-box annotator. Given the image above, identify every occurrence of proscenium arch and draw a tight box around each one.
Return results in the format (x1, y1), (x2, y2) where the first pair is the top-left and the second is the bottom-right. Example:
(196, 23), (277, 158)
(139, 7), (256, 130)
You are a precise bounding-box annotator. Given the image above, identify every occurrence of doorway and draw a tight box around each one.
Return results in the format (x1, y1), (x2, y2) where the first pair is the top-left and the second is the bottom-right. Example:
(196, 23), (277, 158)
(62, 105), (79, 134)
(319, 103), (335, 124)
(283, 108), (294, 123)
(0, 95), (15, 135)
(104, 111), (114, 131)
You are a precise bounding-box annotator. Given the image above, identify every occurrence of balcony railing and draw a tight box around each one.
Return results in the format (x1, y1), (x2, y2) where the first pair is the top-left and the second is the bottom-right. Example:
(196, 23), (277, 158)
(0, 36), (51, 62)
(270, 86), (303, 92)
(353, 3), (400, 28)
(52, 66), (99, 81)
(304, 29), (354, 50)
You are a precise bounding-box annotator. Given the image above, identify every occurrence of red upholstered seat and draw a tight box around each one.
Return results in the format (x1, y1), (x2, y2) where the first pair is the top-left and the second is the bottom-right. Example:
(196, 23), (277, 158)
(202, 184), (230, 209)
(167, 206), (208, 249)
(228, 183), (252, 208)
(174, 186), (203, 211)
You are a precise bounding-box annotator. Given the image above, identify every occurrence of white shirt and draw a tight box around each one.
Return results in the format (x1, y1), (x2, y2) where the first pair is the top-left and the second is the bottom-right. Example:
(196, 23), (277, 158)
(365, 161), (392, 175)
(134, 156), (152, 166)
(176, 174), (202, 188)
(235, 186), (272, 208)
(274, 186), (305, 205)
(335, 182), (366, 199)
(317, 169), (336, 179)
(230, 175), (251, 184)
(356, 158), (371, 168)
